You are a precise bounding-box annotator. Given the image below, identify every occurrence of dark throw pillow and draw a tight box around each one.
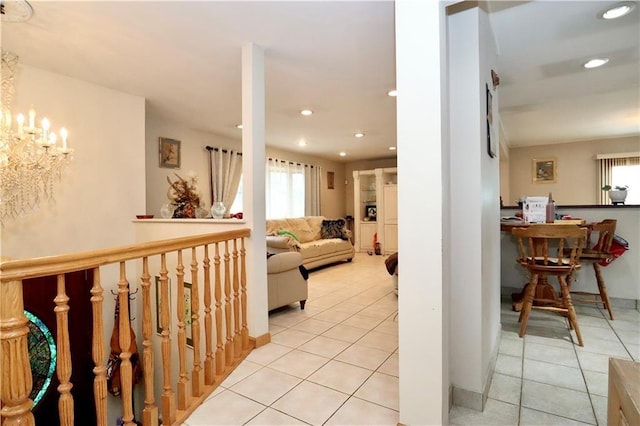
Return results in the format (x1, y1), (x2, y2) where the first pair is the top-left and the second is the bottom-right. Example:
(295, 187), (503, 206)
(321, 219), (348, 240)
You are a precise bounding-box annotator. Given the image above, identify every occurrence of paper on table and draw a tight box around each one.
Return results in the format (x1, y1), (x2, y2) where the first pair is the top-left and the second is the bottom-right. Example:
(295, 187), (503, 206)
(523, 196), (548, 223)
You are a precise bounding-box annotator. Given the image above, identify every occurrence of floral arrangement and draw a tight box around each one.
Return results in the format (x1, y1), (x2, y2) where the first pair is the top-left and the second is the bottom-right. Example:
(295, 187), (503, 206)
(166, 172), (201, 218)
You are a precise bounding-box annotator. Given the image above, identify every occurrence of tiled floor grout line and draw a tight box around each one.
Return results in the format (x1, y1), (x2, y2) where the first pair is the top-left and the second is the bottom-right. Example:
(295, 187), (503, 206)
(569, 322), (602, 426)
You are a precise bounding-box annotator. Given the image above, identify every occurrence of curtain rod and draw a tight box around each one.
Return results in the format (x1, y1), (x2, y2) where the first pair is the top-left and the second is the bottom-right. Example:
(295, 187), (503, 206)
(205, 146), (242, 155)
(267, 157), (315, 168)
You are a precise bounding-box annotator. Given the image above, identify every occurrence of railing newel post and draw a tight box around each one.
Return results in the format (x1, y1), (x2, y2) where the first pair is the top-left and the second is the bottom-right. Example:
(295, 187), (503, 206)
(0, 279), (35, 426)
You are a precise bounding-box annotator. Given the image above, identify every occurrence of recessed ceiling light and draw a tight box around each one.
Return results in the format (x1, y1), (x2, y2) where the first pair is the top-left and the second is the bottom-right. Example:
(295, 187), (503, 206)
(339, 152), (346, 157)
(235, 124), (243, 129)
(297, 139), (307, 147)
(388, 90), (398, 97)
(583, 58), (609, 69)
(300, 109), (313, 116)
(389, 146), (396, 151)
(354, 132), (365, 138)
(601, 2), (634, 19)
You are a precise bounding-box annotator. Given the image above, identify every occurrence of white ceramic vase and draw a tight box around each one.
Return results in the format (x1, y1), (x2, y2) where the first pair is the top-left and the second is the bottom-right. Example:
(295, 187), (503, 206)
(609, 190), (627, 204)
(211, 201), (226, 219)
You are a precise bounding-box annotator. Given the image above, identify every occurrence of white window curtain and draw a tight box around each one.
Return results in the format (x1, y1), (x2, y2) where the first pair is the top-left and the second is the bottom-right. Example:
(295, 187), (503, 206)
(265, 158), (321, 219)
(206, 146), (242, 215)
(596, 153), (640, 204)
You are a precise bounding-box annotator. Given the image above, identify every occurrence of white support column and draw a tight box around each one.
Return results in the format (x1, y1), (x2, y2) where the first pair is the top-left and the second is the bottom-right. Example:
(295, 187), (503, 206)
(396, 1), (448, 424)
(241, 42), (269, 339)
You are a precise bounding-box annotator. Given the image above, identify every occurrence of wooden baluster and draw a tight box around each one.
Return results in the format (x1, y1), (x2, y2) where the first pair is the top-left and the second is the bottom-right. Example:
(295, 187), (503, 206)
(159, 254), (175, 425)
(117, 263), (135, 426)
(176, 250), (190, 410)
(203, 245), (214, 385)
(240, 237), (249, 350)
(214, 243), (224, 376)
(224, 241), (233, 366)
(140, 258), (158, 426)
(0, 279), (35, 426)
(54, 274), (75, 426)
(190, 247), (203, 397)
(90, 268), (108, 426)
(232, 239), (241, 359)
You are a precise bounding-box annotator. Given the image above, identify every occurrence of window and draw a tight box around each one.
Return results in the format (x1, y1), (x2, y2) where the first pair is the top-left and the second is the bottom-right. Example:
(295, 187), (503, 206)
(266, 159), (305, 219)
(229, 177), (243, 214)
(596, 153), (640, 204)
(612, 164), (639, 204)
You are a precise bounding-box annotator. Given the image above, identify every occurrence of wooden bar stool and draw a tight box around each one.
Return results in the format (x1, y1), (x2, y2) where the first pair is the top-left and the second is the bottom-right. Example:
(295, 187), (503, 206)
(512, 224), (587, 346)
(570, 219), (617, 320)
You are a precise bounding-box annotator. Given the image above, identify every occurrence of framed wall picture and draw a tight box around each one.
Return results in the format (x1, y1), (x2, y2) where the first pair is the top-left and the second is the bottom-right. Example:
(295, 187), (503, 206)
(532, 157), (557, 183)
(486, 84), (496, 158)
(327, 171), (335, 190)
(365, 205), (377, 221)
(159, 137), (181, 169)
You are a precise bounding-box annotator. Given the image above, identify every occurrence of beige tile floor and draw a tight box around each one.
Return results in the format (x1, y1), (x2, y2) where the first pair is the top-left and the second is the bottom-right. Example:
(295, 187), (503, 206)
(449, 297), (639, 425)
(184, 252), (639, 425)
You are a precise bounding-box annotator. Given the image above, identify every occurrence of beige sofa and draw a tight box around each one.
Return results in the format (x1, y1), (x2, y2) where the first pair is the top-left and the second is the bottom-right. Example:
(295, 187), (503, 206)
(267, 252), (308, 310)
(266, 216), (355, 269)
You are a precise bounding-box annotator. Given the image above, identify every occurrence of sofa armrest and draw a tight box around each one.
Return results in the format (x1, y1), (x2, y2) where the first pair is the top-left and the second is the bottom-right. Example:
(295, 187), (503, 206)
(345, 229), (353, 244)
(267, 252), (304, 274)
(266, 235), (299, 251)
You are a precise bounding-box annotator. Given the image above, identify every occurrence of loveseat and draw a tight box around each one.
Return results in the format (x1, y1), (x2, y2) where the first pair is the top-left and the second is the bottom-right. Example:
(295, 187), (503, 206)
(267, 252), (308, 310)
(266, 216), (355, 269)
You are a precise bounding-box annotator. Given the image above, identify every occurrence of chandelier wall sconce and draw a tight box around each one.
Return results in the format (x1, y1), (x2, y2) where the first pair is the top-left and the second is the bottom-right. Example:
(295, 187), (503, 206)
(1, 51), (74, 223)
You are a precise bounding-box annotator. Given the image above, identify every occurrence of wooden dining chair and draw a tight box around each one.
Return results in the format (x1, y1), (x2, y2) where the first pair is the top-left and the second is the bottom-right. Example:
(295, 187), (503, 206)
(512, 224), (587, 346)
(569, 219), (617, 320)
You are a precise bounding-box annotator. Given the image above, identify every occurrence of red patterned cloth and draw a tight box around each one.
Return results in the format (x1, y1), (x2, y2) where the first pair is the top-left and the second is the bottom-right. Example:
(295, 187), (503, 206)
(595, 235), (629, 267)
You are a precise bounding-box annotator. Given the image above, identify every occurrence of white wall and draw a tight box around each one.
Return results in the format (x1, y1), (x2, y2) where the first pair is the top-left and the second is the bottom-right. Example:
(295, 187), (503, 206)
(448, 5), (501, 408)
(396, 1), (449, 424)
(478, 8), (502, 404)
(2, 64), (146, 259)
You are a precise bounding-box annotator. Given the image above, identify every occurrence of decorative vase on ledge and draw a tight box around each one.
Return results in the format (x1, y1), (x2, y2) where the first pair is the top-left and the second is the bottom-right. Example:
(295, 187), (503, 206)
(160, 203), (175, 219)
(211, 201), (226, 219)
(609, 190), (627, 205)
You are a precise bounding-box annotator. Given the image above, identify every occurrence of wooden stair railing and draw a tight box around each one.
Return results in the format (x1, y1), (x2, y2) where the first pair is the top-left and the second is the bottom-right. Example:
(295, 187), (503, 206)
(0, 228), (252, 426)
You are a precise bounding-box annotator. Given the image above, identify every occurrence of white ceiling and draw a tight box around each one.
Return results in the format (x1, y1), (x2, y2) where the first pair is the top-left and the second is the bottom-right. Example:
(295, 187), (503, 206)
(2, 1), (639, 162)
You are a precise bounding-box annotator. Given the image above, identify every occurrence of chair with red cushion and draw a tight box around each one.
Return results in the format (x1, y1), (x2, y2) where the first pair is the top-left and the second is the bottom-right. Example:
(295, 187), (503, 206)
(570, 219), (618, 320)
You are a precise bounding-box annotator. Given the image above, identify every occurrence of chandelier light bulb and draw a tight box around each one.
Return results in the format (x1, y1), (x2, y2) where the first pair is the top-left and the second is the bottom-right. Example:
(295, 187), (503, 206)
(49, 132), (57, 146)
(16, 113), (24, 135)
(60, 127), (68, 149)
(28, 106), (35, 129)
